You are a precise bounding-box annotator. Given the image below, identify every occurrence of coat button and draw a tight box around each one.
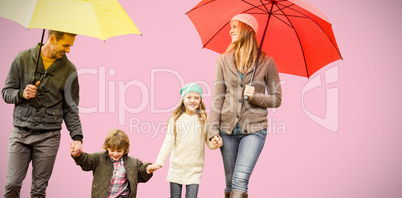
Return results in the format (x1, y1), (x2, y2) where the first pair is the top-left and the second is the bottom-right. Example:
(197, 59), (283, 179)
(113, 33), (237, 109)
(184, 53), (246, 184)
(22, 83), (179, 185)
(240, 84), (244, 87)
(244, 130), (248, 134)
(236, 115), (240, 119)
(239, 99), (242, 103)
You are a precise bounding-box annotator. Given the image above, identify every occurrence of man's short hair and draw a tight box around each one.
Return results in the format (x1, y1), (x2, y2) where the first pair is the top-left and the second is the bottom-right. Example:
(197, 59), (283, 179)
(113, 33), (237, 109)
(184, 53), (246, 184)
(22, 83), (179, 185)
(48, 30), (77, 41)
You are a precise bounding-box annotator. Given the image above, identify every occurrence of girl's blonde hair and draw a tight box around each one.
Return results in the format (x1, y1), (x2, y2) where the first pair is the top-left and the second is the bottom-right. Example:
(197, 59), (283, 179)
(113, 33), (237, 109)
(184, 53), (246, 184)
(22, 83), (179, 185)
(102, 129), (130, 154)
(225, 21), (265, 74)
(169, 95), (207, 137)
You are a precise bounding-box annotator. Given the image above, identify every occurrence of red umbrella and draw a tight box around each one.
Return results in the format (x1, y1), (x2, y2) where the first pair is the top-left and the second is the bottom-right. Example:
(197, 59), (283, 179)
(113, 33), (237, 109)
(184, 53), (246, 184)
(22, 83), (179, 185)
(186, 0), (342, 78)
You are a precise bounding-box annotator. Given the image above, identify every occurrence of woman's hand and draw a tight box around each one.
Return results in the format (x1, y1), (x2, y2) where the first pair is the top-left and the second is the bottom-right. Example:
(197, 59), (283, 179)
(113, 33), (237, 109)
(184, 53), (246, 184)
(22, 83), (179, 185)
(211, 135), (223, 148)
(244, 85), (255, 101)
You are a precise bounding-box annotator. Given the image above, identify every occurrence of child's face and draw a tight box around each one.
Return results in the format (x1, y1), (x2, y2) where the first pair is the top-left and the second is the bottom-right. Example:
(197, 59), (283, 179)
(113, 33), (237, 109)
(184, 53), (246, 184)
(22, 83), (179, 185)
(183, 92), (201, 115)
(107, 147), (125, 161)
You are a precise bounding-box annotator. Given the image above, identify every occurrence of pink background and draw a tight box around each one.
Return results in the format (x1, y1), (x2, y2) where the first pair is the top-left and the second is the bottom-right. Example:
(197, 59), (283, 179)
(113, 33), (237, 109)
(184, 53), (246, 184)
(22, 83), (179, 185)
(1, 0), (401, 197)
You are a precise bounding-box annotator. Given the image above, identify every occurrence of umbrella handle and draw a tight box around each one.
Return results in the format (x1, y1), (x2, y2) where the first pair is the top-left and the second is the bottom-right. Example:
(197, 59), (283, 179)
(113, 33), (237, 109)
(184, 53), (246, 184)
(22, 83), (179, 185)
(31, 76), (38, 85)
(244, 82), (253, 101)
(244, 3), (274, 102)
(32, 29), (46, 85)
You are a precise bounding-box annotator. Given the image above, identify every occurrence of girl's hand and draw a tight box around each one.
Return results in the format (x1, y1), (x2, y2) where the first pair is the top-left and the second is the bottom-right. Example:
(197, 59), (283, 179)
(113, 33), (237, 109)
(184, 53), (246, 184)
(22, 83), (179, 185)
(211, 135), (223, 148)
(244, 85), (255, 101)
(147, 164), (161, 174)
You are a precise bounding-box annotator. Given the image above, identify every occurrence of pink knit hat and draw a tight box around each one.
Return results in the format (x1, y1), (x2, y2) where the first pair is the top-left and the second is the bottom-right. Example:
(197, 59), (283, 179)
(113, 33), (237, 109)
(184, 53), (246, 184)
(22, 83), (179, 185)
(231, 13), (259, 35)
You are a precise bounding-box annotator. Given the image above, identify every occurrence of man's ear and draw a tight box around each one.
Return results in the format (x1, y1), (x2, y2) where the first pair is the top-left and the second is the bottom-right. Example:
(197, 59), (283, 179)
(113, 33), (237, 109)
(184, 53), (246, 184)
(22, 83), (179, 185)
(49, 35), (56, 44)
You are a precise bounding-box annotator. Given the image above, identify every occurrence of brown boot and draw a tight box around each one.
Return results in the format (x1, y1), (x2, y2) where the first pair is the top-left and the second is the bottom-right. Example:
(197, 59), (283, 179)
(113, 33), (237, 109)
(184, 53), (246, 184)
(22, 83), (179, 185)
(229, 190), (248, 198)
(225, 191), (230, 198)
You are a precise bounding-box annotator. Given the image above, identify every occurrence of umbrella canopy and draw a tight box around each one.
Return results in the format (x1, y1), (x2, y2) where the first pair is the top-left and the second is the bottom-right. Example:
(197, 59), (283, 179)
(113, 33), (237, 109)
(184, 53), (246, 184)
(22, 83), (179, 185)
(0, 0), (141, 84)
(0, 0), (141, 41)
(186, 0), (342, 78)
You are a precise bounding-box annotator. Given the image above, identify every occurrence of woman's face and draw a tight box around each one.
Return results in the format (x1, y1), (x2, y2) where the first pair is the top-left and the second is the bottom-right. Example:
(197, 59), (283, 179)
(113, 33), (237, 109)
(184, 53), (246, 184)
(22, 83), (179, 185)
(230, 20), (240, 43)
(183, 92), (201, 115)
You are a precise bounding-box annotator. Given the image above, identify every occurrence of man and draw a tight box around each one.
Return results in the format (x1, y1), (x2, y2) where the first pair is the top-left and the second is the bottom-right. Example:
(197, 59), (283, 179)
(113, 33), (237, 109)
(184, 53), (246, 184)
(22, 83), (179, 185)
(2, 30), (83, 197)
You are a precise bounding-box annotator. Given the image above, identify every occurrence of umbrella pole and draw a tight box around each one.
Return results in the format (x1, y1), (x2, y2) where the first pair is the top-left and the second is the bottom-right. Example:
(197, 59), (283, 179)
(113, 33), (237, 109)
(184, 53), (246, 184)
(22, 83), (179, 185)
(245, 2), (275, 101)
(32, 29), (46, 85)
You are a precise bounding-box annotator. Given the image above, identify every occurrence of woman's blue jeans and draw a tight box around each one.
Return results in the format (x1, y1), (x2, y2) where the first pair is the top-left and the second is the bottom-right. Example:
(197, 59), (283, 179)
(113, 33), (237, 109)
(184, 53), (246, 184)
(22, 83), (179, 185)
(170, 182), (199, 198)
(219, 130), (267, 193)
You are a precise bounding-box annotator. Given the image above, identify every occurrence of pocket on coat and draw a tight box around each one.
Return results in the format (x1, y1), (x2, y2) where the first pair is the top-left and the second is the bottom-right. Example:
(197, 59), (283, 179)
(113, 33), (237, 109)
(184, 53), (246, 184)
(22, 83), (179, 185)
(45, 108), (63, 124)
(14, 105), (31, 123)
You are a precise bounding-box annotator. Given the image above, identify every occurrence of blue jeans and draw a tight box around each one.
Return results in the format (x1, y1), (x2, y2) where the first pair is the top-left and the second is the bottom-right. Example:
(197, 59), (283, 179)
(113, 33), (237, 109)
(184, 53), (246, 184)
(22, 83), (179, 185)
(170, 182), (199, 198)
(220, 130), (267, 193)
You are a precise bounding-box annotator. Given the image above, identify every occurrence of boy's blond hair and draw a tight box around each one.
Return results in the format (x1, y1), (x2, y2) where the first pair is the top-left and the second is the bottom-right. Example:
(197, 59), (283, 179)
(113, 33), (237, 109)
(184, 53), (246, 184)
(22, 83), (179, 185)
(102, 129), (130, 154)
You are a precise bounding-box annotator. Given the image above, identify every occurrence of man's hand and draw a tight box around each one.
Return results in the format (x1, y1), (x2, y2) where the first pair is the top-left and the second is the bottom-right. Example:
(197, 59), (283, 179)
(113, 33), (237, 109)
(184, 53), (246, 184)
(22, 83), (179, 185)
(23, 81), (40, 99)
(71, 141), (83, 157)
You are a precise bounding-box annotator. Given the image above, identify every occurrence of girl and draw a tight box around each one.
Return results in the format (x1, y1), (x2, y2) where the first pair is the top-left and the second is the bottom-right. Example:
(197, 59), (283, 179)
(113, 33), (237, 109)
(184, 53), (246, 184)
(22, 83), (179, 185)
(148, 82), (222, 198)
(207, 14), (282, 198)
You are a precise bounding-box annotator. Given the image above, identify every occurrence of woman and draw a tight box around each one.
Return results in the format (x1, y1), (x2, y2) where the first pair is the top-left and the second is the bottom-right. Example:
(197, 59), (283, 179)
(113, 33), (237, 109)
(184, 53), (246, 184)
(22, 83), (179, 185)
(207, 13), (282, 198)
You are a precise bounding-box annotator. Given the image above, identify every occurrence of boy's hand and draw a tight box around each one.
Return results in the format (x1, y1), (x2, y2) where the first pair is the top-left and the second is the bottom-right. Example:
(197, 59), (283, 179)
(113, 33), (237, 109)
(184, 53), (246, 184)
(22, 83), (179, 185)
(147, 164), (161, 174)
(71, 141), (83, 157)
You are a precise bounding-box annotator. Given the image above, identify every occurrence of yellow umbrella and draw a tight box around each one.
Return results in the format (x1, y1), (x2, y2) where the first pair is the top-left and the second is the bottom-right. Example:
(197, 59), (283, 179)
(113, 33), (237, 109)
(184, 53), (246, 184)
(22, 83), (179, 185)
(0, 0), (141, 40)
(0, 0), (141, 83)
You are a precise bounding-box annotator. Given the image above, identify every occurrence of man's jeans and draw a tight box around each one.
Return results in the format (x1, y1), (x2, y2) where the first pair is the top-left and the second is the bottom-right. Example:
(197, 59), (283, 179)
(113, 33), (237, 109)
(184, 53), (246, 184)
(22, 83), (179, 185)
(4, 127), (61, 198)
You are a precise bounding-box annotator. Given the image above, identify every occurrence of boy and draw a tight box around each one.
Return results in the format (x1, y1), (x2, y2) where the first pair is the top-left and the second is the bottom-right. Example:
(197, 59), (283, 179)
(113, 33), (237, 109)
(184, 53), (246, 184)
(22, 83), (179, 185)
(72, 129), (154, 198)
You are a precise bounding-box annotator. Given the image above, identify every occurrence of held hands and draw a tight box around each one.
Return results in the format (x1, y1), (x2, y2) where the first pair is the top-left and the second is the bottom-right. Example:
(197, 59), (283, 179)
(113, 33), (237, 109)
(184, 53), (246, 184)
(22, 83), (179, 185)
(147, 164), (161, 174)
(70, 141), (83, 157)
(23, 81), (40, 99)
(244, 85), (255, 101)
(211, 135), (223, 148)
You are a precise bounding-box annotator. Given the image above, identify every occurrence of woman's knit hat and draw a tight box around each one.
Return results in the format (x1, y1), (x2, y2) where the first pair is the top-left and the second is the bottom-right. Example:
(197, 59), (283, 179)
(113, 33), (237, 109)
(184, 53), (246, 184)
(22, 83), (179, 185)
(231, 13), (259, 35)
(180, 82), (203, 99)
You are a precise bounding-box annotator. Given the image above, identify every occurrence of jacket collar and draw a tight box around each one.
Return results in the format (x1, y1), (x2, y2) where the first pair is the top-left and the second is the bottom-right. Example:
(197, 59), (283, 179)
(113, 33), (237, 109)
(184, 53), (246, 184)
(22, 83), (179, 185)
(30, 43), (68, 74)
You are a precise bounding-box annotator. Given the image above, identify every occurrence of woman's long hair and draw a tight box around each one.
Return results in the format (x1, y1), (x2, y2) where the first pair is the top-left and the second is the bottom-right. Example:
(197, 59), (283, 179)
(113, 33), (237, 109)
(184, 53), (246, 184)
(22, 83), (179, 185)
(225, 21), (264, 74)
(169, 97), (207, 137)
